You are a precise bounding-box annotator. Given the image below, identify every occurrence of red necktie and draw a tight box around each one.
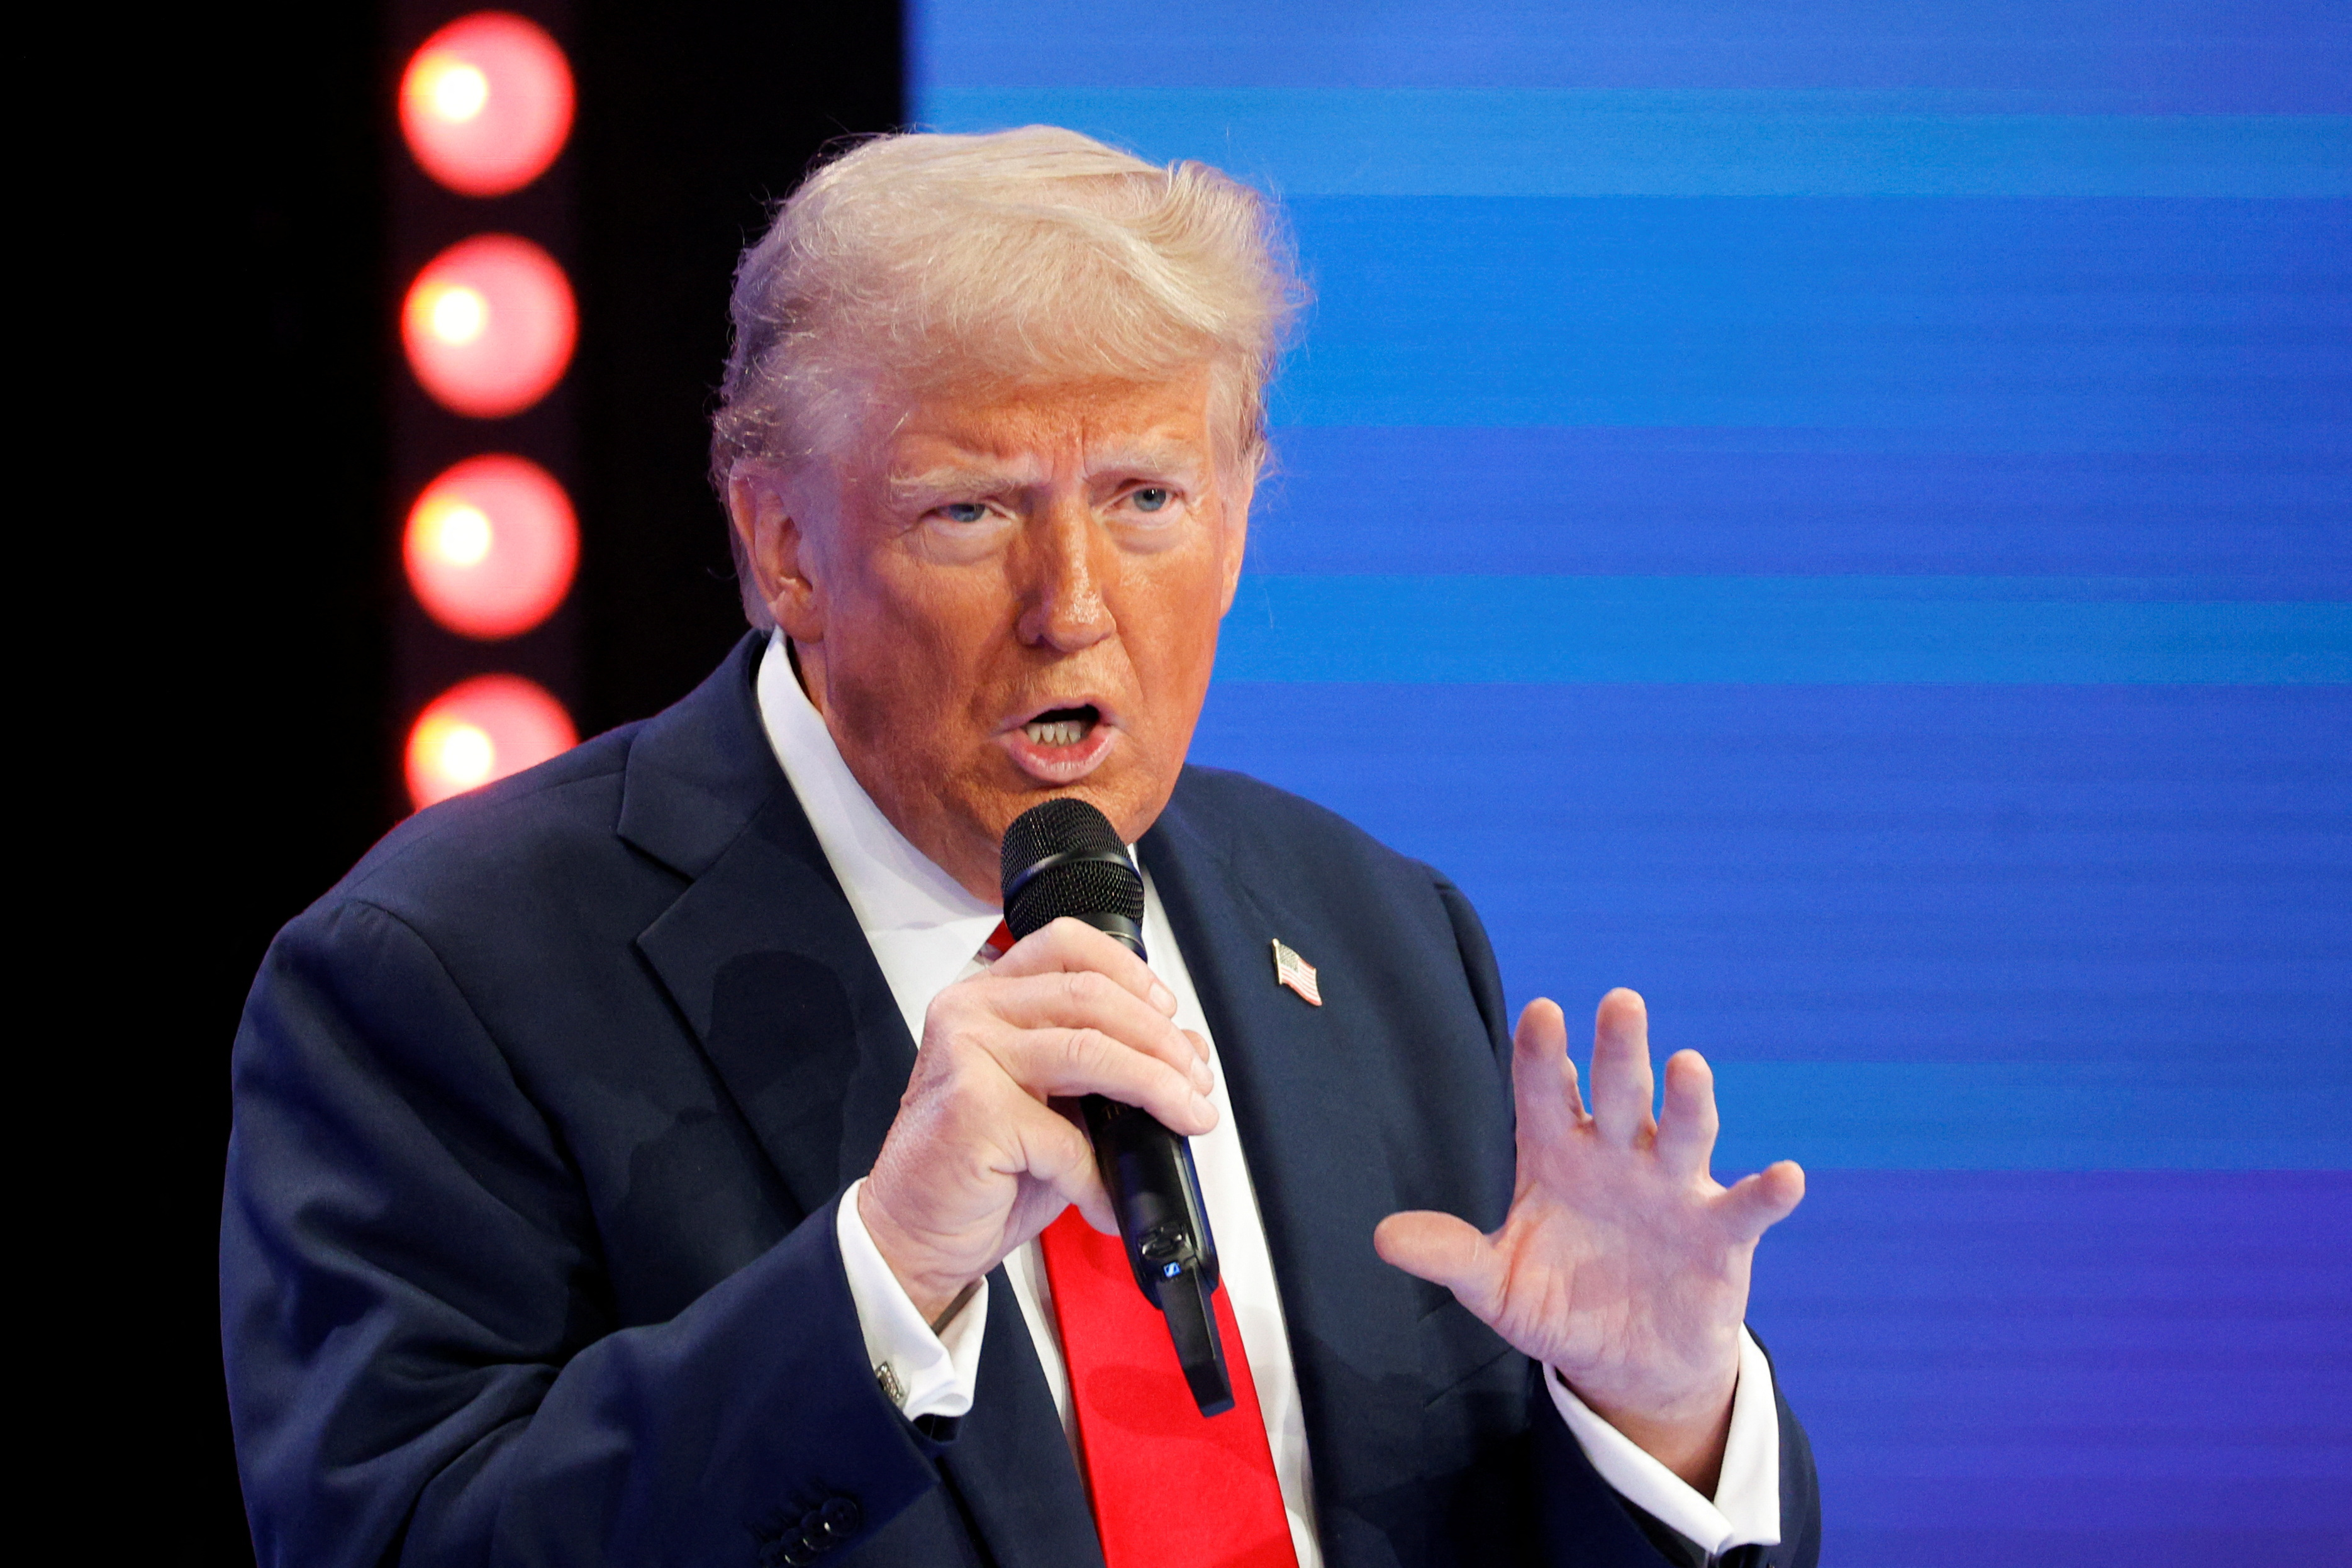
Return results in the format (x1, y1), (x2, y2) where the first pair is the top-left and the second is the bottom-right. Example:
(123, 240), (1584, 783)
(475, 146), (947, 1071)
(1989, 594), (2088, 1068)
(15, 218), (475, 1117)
(1040, 1212), (1297, 1567)
(983, 923), (1298, 1567)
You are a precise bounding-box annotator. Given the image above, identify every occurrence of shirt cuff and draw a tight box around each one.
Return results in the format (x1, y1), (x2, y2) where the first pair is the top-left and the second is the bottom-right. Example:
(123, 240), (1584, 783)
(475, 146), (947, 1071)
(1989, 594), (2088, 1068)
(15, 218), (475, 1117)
(1545, 1327), (1781, 1556)
(834, 1177), (988, 1421)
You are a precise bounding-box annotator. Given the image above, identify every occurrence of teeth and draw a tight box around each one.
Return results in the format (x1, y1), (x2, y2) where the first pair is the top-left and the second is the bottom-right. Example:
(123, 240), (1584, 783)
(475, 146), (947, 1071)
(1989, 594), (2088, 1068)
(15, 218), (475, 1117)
(1024, 718), (1090, 747)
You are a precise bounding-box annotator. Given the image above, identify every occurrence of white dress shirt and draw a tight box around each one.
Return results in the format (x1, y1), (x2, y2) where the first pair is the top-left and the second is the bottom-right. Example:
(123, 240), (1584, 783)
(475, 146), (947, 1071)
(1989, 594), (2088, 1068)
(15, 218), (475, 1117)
(755, 633), (1780, 1559)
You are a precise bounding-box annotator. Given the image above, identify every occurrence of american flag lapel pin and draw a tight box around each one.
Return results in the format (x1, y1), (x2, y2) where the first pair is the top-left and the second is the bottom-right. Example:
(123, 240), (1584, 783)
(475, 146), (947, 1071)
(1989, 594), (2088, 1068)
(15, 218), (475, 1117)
(1271, 938), (1322, 1006)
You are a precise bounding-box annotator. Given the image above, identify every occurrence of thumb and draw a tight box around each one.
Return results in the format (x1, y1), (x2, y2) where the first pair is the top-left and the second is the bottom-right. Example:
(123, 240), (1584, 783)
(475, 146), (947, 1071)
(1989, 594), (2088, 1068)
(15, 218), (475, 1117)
(1374, 1210), (1503, 1320)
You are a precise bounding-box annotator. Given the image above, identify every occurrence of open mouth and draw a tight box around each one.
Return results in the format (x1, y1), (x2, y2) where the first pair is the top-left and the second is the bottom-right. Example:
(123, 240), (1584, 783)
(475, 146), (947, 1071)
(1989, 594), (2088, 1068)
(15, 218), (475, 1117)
(1003, 701), (1115, 784)
(1022, 705), (1100, 747)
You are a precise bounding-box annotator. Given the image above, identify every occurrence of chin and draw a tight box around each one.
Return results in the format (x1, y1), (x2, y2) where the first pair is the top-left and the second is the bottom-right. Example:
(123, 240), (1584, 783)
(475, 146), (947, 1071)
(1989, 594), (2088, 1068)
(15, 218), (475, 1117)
(987, 772), (1161, 846)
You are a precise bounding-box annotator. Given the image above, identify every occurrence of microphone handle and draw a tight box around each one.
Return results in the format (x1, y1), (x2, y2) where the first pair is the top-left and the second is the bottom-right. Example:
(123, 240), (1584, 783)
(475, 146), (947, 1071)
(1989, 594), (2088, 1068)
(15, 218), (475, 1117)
(1059, 912), (1235, 1417)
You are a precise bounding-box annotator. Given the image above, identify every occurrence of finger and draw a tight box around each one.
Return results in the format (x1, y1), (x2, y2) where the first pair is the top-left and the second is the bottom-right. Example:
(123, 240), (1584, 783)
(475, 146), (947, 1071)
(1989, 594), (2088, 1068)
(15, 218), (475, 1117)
(994, 1024), (1217, 1137)
(1719, 1160), (1806, 1242)
(991, 916), (1178, 1018)
(984, 969), (1212, 1091)
(1512, 999), (1584, 1155)
(1589, 987), (1656, 1146)
(1372, 1210), (1506, 1323)
(1654, 1049), (1720, 1179)
(1008, 1094), (1118, 1234)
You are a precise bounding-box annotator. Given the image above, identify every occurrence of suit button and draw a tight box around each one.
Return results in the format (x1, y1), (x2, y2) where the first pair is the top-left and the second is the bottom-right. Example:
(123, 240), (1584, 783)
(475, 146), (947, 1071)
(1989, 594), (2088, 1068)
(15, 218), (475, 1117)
(811, 1497), (861, 1543)
(766, 1496), (860, 1563)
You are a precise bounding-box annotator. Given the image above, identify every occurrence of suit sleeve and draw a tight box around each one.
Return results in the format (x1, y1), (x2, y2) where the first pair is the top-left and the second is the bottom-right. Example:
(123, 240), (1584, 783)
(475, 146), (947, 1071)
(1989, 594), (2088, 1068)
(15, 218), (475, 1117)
(221, 896), (942, 1568)
(1427, 873), (1824, 1568)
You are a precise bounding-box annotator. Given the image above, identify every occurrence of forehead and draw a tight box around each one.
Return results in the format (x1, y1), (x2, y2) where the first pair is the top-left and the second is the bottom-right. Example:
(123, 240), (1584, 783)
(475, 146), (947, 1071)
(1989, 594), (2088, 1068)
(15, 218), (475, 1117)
(877, 368), (1218, 478)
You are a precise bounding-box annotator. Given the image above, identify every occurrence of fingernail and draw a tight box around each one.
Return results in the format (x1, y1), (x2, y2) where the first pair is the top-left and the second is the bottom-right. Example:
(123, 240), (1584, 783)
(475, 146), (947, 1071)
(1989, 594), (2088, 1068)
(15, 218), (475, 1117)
(1190, 1057), (1213, 1092)
(1151, 981), (1177, 1015)
(1190, 1091), (1215, 1126)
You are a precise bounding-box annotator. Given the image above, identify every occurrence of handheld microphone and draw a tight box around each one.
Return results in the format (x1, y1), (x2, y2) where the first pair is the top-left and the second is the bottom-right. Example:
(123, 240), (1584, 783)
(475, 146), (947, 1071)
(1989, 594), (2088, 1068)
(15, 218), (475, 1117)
(1000, 798), (1234, 1417)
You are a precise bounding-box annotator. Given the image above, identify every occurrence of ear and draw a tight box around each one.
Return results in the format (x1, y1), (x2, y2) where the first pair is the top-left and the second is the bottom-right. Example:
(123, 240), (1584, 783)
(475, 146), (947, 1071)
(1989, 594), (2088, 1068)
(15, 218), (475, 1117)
(1214, 452), (1258, 618)
(727, 462), (827, 642)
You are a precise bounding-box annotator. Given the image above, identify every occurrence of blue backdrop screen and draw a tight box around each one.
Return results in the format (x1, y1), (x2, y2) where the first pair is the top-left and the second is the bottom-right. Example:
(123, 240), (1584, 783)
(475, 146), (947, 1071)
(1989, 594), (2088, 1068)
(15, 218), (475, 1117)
(911, 4), (2351, 1560)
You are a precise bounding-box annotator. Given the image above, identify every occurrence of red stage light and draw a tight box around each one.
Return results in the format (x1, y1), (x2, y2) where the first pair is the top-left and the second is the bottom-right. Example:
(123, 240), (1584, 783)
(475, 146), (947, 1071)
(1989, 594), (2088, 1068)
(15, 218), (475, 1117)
(404, 674), (577, 810)
(399, 12), (574, 197)
(401, 234), (576, 418)
(404, 455), (579, 640)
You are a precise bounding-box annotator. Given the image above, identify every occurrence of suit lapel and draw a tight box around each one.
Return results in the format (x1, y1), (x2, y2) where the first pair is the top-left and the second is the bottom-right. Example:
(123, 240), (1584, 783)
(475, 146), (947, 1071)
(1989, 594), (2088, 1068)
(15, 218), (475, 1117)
(622, 637), (911, 1210)
(618, 635), (1098, 1568)
(633, 787), (913, 1214)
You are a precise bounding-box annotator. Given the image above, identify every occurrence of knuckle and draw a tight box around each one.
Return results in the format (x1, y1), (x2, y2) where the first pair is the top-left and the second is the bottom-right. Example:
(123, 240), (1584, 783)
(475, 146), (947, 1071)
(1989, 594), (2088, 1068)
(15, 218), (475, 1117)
(1043, 1118), (1093, 1173)
(918, 1013), (979, 1062)
(1059, 1027), (1108, 1073)
(923, 989), (982, 1035)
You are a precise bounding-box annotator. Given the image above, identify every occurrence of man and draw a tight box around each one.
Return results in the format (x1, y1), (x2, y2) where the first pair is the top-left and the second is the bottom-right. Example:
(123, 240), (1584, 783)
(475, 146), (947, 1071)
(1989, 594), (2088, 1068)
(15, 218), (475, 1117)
(224, 127), (1819, 1568)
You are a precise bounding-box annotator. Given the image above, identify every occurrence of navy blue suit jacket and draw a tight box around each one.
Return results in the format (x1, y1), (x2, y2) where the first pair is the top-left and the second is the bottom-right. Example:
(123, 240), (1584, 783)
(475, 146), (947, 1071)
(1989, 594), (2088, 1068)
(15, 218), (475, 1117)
(222, 635), (1820, 1568)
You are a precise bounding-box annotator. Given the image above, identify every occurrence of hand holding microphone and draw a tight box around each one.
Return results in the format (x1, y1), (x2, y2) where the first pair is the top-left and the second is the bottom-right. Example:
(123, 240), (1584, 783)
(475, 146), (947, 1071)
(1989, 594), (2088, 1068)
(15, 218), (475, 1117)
(856, 803), (1221, 1379)
(998, 800), (1234, 1415)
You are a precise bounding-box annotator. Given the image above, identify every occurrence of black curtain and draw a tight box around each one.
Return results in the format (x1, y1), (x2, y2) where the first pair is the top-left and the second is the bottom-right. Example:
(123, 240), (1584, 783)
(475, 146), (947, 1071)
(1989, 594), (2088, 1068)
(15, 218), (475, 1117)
(187, 6), (901, 1556)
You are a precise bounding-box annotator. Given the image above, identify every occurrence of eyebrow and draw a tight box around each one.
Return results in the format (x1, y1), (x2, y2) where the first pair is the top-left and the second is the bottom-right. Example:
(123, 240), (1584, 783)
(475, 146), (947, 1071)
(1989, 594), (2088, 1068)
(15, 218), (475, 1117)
(1087, 439), (1205, 479)
(886, 440), (1205, 500)
(886, 461), (1042, 501)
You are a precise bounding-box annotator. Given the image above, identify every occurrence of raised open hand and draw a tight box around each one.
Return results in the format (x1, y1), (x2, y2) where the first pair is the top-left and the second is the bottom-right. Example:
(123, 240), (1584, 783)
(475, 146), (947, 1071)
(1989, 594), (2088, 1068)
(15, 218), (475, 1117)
(1374, 989), (1803, 1487)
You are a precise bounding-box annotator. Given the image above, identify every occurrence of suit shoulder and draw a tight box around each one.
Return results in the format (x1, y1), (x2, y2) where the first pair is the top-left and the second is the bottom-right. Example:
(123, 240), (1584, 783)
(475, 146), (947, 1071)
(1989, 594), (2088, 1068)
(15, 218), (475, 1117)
(1168, 764), (1442, 890)
(308, 722), (655, 936)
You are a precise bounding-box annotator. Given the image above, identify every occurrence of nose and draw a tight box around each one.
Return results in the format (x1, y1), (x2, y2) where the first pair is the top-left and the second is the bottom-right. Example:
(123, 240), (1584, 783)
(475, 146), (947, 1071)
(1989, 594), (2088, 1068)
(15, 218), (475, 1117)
(1015, 498), (1113, 653)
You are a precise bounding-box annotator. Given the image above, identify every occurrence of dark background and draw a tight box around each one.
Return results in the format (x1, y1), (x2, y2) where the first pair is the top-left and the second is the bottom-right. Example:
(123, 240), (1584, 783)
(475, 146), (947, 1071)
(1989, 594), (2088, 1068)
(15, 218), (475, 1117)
(186, 3), (902, 1554)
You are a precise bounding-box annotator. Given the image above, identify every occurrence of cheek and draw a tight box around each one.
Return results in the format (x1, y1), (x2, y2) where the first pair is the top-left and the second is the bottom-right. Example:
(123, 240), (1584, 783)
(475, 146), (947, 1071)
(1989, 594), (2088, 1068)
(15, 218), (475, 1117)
(830, 568), (1003, 720)
(1121, 556), (1228, 721)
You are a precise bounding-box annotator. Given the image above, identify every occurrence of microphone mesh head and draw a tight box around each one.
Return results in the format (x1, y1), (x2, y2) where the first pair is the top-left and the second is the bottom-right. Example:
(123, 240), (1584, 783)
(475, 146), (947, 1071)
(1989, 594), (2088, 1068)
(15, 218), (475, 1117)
(1000, 798), (1143, 940)
(1001, 796), (1126, 877)
(1007, 857), (1146, 939)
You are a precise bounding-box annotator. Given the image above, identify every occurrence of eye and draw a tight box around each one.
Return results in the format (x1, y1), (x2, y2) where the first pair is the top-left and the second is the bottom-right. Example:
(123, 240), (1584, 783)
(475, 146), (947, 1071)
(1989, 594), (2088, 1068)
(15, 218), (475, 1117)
(937, 501), (988, 525)
(1130, 487), (1173, 514)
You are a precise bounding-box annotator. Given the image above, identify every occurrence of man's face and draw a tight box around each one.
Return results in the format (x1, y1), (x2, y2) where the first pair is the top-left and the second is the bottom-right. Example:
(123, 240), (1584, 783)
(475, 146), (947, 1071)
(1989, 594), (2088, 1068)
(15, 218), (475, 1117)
(732, 366), (1250, 900)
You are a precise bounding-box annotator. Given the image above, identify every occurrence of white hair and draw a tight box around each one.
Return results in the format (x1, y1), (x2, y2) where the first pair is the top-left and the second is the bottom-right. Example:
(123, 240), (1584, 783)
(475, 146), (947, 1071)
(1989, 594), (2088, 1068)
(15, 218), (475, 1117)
(711, 125), (1303, 626)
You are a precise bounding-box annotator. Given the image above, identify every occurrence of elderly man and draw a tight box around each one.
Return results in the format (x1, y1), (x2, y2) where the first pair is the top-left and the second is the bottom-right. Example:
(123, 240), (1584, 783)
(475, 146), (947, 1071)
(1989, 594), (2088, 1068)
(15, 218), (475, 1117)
(224, 128), (1819, 1568)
